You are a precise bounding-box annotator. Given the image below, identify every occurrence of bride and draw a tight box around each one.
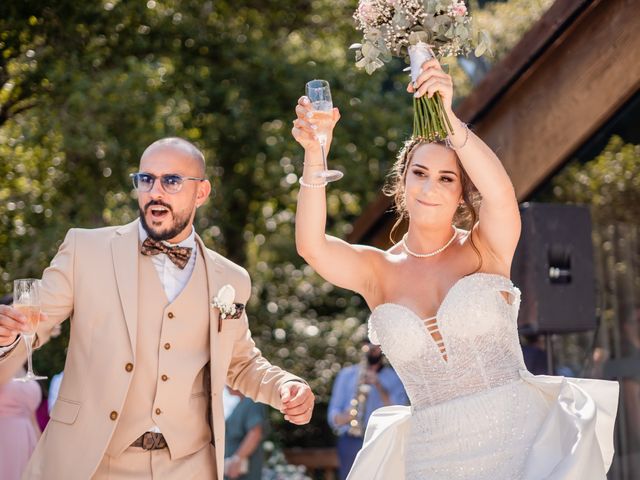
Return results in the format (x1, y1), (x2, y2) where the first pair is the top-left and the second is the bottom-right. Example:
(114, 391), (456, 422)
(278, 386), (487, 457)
(292, 58), (619, 479)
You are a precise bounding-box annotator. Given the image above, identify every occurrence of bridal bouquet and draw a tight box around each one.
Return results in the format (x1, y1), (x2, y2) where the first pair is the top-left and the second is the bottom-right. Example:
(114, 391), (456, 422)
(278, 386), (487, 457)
(351, 0), (490, 140)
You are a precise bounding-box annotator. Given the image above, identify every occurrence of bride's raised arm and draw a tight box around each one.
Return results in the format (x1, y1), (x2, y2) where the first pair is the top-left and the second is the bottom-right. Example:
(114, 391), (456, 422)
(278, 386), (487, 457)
(292, 96), (382, 303)
(410, 59), (521, 271)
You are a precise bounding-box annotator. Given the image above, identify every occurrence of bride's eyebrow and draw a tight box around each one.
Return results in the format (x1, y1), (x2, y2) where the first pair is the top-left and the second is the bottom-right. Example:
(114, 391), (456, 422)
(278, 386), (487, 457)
(412, 163), (458, 177)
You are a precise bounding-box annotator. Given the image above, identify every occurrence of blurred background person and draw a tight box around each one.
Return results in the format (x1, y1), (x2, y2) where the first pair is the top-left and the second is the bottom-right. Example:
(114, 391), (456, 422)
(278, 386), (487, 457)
(223, 386), (267, 480)
(0, 364), (42, 480)
(521, 333), (548, 375)
(327, 340), (408, 480)
(0, 295), (41, 480)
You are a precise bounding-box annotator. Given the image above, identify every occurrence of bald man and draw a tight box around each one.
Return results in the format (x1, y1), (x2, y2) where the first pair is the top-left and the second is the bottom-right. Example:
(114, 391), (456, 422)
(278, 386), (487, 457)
(0, 137), (314, 480)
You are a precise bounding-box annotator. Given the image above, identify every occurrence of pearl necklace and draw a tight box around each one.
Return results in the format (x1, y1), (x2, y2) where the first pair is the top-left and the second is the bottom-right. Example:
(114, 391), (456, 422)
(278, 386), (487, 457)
(402, 227), (458, 258)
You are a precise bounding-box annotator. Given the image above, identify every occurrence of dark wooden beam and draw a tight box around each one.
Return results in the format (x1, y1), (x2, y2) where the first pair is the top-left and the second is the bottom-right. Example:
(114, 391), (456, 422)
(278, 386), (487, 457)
(459, 0), (593, 124)
(479, 0), (640, 198)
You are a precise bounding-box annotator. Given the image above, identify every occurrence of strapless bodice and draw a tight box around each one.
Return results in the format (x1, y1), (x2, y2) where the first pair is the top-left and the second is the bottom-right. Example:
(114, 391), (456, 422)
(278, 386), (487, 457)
(369, 273), (527, 408)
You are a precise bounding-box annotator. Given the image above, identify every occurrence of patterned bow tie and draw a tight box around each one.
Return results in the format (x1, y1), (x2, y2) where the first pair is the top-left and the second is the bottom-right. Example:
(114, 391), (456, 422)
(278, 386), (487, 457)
(140, 237), (193, 269)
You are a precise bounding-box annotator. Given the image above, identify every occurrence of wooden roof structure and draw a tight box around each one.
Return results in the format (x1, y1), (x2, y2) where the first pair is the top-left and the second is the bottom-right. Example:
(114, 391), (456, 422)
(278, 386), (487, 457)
(348, 0), (640, 248)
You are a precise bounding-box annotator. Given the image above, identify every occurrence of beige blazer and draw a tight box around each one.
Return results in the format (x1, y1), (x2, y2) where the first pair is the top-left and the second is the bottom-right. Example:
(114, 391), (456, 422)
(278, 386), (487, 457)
(0, 219), (302, 479)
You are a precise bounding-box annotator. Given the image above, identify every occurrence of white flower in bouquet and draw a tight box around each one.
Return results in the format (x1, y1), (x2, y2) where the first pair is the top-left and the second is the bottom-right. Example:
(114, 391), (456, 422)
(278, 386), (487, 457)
(350, 0), (491, 140)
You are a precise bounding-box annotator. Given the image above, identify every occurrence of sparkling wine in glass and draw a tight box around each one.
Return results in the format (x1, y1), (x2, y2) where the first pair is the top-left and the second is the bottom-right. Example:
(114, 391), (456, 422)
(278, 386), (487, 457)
(13, 279), (47, 382)
(305, 79), (343, 182)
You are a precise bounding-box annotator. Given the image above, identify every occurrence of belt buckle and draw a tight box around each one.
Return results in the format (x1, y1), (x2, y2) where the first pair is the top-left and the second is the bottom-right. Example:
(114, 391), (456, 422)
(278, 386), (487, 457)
(141, 432), (160, 451)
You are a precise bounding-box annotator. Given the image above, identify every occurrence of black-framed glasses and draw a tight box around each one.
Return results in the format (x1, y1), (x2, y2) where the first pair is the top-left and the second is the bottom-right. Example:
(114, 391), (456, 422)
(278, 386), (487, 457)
(130, 172), (205, 194)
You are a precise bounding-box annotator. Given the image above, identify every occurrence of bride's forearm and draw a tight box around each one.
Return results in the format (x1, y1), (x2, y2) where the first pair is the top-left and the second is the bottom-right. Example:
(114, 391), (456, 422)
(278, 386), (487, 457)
(295, 146), (329, 259)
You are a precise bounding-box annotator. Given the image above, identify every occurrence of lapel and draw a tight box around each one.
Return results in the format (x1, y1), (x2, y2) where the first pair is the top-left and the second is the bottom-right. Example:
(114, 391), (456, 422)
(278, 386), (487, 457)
(196, 234), (225, 340)
(111, 219), (140, 354)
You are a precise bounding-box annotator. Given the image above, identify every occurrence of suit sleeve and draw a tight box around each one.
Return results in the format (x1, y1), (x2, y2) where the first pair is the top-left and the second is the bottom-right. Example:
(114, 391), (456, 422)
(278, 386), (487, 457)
(225, 273), (306, 411)
(0, 229), (76, 367)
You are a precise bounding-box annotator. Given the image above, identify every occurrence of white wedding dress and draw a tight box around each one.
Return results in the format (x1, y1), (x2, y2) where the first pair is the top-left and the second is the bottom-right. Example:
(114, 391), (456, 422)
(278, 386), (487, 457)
(347, 273), (619, 480)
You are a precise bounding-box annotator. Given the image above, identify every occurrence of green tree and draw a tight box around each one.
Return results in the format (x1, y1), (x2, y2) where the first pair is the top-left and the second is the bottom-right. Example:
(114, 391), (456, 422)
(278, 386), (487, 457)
(539, 136), (640, 224)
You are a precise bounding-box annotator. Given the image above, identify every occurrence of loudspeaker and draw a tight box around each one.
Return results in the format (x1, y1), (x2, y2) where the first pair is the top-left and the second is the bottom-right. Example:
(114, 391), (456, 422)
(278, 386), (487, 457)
(512, 203), (597, 334)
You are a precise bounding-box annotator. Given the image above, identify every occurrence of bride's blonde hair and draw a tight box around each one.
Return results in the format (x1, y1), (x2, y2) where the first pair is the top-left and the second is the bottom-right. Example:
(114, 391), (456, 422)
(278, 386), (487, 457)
(383, 137), (482, 269)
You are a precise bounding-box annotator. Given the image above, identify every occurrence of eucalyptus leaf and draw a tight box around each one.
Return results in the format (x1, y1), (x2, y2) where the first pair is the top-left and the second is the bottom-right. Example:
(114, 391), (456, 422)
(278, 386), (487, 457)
(423, 14), (436, 30)
(445, 24), (455, 39)
(455, 24), (469, 41)
(356, 57), (369, 69)
(409, 30), (430, 45)
(435, 15), (450, 26)
(367, 28), (381, 41)
(480, 30), (492, 54)
(365, 61), (379, 75)
(393, 11), (411, 29)
(474, 42), (487, 57)
(435, 1), (448, 12)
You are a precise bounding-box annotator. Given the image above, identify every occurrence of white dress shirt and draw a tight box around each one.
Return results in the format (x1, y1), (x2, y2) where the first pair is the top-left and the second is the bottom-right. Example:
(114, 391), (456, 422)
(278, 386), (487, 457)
(138, 223), (198, 303)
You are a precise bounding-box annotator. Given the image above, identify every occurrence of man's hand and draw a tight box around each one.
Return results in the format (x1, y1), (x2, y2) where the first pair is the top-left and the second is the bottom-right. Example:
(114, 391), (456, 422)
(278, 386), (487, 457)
(333, 411), (352, 427)
(224, 455), (245, 479)
(279, 381), (315, 425)
(0, 305), (44, 347)
(363, 369), (380, 386)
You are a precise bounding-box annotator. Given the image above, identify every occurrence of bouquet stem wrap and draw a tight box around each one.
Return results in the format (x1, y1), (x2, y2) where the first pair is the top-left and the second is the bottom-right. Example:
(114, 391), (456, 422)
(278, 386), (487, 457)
(409, 42), (453, 141)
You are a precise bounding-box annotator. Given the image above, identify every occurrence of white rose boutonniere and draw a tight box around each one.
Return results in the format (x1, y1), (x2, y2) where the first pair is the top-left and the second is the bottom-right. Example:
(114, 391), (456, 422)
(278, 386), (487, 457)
(212, 285), (244, 332)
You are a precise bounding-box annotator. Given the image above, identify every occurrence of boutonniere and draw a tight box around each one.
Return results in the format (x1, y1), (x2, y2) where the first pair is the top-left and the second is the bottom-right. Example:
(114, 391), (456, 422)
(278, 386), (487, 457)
(211, 284), (244, 332)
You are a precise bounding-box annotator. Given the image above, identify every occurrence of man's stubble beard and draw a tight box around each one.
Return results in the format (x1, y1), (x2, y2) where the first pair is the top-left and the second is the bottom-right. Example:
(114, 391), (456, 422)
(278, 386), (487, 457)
(139, 205), (195, 242)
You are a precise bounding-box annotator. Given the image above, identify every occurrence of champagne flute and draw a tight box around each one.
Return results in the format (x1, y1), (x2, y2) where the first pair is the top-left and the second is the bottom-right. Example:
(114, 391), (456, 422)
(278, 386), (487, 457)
(13, 279), (47, 382)
(305, 79), (343, 182)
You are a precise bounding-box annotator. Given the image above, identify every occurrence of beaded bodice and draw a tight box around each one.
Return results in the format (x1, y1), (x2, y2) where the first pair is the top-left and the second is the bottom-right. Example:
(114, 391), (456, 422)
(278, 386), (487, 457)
(369, 273), (527, 408)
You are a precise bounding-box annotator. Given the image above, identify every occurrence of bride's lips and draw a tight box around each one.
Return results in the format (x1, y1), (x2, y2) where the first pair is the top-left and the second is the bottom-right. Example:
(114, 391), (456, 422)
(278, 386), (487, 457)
(417, 199), (440, 207)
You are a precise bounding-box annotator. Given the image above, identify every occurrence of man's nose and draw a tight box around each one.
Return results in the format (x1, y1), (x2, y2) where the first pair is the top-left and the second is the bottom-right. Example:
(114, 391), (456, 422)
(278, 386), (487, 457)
(149, 178), (165, 198)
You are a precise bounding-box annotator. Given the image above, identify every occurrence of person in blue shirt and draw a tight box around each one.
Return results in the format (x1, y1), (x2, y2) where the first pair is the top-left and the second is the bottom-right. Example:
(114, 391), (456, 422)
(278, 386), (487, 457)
(327, 340), (409, 479)
(223, 387), (266, 480)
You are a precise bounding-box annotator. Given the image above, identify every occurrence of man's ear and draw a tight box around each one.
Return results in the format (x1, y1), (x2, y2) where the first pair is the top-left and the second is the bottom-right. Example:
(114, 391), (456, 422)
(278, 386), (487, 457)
(196, 180), (212, 207)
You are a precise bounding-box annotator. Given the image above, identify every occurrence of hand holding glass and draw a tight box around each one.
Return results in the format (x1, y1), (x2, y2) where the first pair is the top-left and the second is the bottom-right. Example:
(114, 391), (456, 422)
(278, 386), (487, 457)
(305, 79), (343, 182)
(13, 279), (47, 382)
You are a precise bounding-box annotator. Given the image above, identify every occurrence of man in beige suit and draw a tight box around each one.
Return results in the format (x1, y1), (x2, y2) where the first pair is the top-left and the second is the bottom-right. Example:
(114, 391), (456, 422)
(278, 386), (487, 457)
(0, 137), (314, 479)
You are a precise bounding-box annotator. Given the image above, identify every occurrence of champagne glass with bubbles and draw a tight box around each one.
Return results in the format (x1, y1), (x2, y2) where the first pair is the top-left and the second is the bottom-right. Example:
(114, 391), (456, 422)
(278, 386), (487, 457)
(305, 79), (343, 182)
(13, 279), (47, 382)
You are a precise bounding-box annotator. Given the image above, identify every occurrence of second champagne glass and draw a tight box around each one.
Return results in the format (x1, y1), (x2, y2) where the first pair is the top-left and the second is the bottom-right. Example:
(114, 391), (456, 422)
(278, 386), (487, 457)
(305, 79), (343, 182)
(13, 278), (47, 382)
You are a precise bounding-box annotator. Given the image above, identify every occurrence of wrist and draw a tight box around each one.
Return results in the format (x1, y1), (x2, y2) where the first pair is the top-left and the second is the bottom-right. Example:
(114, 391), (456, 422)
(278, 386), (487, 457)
(304, 145), (323, 156)
(445, 110), (459, 125)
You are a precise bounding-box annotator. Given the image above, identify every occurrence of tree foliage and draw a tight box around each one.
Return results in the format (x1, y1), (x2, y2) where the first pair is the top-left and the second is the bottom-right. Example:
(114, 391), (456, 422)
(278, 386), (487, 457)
(539, 136), (640, 224)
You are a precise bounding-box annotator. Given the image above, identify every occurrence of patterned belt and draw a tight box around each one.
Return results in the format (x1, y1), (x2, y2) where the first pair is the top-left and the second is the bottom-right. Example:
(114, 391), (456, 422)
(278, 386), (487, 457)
(131, 432), (168, 450)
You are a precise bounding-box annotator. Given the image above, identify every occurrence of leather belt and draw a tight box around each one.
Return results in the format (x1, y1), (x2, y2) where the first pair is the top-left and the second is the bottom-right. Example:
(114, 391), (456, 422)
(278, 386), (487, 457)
(131, 432), (167, 450)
